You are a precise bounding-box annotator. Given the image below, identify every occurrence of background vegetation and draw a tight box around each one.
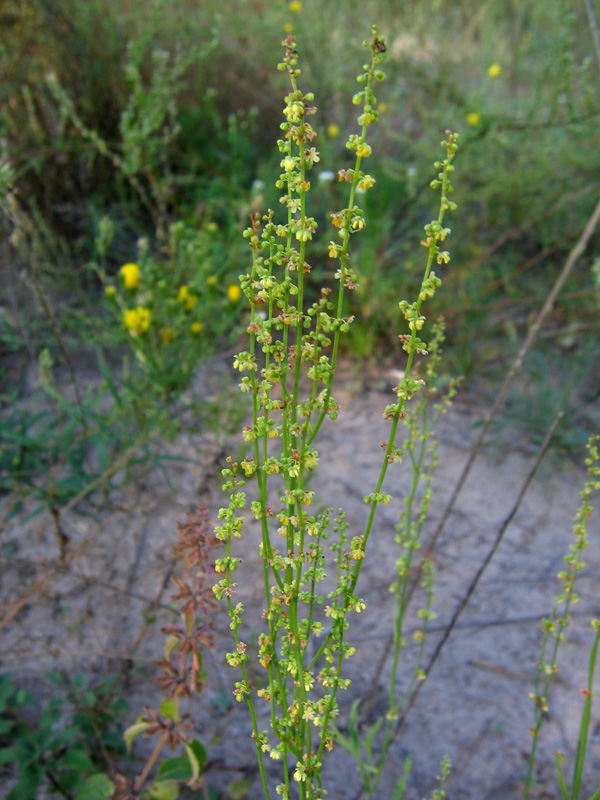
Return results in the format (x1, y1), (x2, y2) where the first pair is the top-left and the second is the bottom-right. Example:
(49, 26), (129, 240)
(2, 0), (599, 416)
(1, 0), (599, 795)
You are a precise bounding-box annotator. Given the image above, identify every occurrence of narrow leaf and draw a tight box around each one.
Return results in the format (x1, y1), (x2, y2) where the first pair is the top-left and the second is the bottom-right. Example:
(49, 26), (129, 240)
(553, 753), (569, 800)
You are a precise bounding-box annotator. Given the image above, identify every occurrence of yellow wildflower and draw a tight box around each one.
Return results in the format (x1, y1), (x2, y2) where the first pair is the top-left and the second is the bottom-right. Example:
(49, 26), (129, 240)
(228, 284), (242, 303)
(487, 63), (502, 78)
(283, 22), (293, 33)
(288, 0), (302, 12)
(178, 285), (189, 302)
(356, 142), (372, 158)
(120, 262), (140, 290)
(191, 321), (203, 334)
(123, 306), (151, 335)
(327, 123), (340, 138)
(466, 112), (481, 126)
(177, 285), (198, 310)
(104, 285), (116, 298)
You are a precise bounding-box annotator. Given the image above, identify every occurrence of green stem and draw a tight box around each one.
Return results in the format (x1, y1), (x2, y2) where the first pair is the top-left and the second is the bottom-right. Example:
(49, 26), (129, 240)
(572, 625), (600, 799)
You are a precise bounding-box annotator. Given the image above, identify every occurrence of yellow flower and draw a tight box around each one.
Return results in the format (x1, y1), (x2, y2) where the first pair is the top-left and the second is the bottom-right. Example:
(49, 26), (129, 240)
(288, 1), (302, 12)
(487, 63), (502, 78)
(357, 174), (375, 191)
(160, 326), (175, 343)
(177, 285), (190, 303)
(283, 103), (303, 123)
(104, 285), (116, 298)
(123, 306), (151, 335)
(120, 262), (140, 290)
(228, 284), (242, 303)
(178, 284), (198, 310)
(378, 102), (388, 113)
(356, 142), (372, 158)
(283, 22), (293, 33)
(466, 111), (481, 126)
(191, 321), (203, 334)
(327, 123), (340, 138)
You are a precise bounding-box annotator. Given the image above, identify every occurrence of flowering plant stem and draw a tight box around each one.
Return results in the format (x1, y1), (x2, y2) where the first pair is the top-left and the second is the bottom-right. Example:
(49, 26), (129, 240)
(215, 28), (458, 800)
(525, 436), (600, 800)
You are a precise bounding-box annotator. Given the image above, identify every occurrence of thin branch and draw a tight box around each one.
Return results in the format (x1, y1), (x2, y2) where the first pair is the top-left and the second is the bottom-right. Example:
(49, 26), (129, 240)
(413, 192), (600, 599)
(362, 195), (600, 718)
(584, 0), (600, 72)
(391, 412), (563, 742)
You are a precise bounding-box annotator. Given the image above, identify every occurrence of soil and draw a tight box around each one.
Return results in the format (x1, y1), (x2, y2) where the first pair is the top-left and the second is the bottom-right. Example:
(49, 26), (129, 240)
(1, 356), (599, 800)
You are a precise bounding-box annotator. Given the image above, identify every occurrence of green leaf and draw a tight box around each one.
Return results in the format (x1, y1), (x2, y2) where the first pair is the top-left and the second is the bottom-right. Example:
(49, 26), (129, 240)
(74, 773), (115, 800)
(553, 753), (569, 800)
(147, 780), (180, 800)
(63, 746), (95, 773)
(329, 722), (353, 754)
(45, 669), (64, 686)
(159, 697), (179, 721)
(588, 785), (600, 800)
(365, 715), (384, 764)
(227, 778), (252, 800)
(164, 635), (179, 662)
(124, 717), (152, 753)
(9, 761), (44, 799)
(183, 738), (207, 785)
(349, 698), (361, 729)
(96, 348), (123, 409)
(189, 739), (207, 772)
(391, 755), (412, 800)
(0, 745), (21, 764)
(49, 724), (81, 750)
(0, 719), (14, 735)
(157, 756), (192, 782)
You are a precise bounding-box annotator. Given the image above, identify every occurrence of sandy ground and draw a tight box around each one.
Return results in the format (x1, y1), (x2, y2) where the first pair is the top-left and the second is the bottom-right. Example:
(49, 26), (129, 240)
(1, 362), (599, 800)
